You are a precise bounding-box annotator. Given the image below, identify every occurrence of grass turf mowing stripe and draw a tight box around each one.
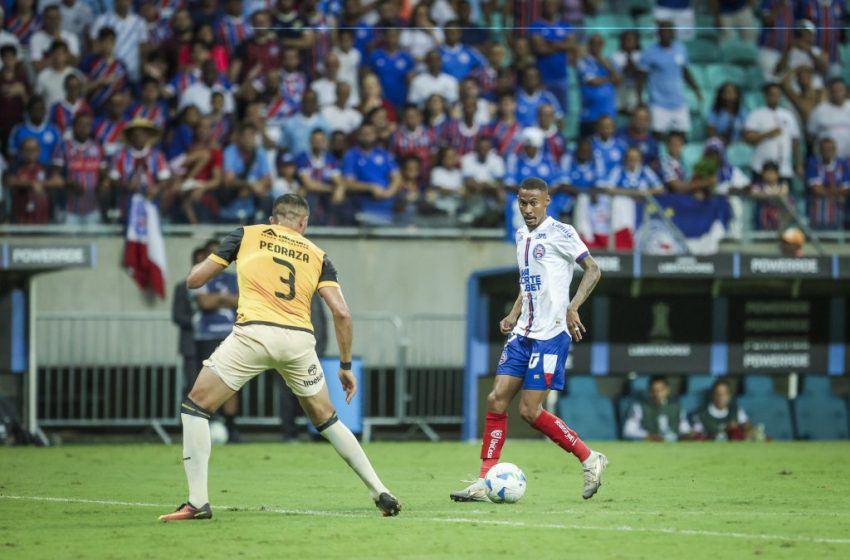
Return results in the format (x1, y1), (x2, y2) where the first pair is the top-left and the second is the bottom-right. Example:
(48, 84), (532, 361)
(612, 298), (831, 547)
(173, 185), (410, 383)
(3, 494), (849, 546)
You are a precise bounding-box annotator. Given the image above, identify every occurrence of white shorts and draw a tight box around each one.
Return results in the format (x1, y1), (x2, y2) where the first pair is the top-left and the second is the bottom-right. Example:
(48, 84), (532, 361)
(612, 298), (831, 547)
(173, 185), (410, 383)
(653, 6), (695, 41)
(203, 324), (325, 397)
(651, 104), (691, 134)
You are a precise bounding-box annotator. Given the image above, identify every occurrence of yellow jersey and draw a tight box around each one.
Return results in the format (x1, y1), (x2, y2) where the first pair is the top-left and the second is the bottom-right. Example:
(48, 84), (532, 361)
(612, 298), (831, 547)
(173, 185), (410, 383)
(208, 224), (340, 333)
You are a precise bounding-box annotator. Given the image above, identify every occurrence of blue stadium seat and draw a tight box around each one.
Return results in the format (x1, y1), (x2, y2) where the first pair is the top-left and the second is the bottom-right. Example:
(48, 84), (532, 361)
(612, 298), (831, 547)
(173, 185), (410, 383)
(743, 91), (764, 112)
(568, 376), (600, 397)
(682, 142), (704, 172)
(744, 375), (776, 396)
(706, 64), (747, 88)
(558, 396), (618, 440)
(629, 376), (650, 395)
(720, 40), (759, 66)
(793, 376), (849, 440)
(679, 393), (704, 418)
(726, 142), (754, 172)
(618, 397), (636, 426)
(686, 39), (721, 64)
(686, 375), (716, 395)
(584, 14), (633, 35)
(737, 395), (795, 440)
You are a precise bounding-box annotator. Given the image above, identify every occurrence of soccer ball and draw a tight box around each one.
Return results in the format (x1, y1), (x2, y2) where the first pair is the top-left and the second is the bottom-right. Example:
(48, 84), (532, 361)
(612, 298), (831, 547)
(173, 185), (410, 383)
(209, 421), (229, 445)
(484, 462), (527, 504)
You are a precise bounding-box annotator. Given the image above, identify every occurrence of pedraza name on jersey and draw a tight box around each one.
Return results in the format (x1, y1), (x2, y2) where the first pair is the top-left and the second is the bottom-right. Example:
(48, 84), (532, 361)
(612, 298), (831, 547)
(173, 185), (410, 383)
(258, 240), (311, 262)
(520, 267), (542, 292)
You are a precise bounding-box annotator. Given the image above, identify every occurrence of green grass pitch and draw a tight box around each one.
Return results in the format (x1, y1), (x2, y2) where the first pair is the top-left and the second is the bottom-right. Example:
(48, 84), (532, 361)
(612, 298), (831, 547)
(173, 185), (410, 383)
(1, 441), (848, 559)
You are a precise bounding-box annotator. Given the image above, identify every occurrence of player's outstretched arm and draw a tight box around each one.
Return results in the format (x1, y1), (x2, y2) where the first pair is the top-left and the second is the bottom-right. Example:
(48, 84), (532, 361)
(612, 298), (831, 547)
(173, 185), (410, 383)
(186, 259), (226, 289)
(318, 285), (356, 404)
(567, 255), (601, 342)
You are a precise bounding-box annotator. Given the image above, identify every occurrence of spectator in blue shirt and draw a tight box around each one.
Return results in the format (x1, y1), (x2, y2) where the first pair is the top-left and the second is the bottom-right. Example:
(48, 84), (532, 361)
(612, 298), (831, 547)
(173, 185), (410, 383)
(282, 90), (330, 158)
(221, 121), (272, 222)
(707, 82), (747, 145)
(638, 20), (702, 137)
(8, 96), (62, 167)
(529, 0), (576, 115)
(368, 28), (416, 108)
(592, 115), (629, 178)
(439, 21), (486, 81)
(617, 106), (661, 171)
(516, 67), (563, 127)
(342, 123), (402, 225)
(577, 34), (621, 138)
(605, 147), (665, 195)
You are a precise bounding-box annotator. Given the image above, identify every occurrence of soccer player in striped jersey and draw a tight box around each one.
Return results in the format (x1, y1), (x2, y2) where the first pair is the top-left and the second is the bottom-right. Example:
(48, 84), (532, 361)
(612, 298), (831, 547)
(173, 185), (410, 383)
(160, 194), (400, 521)
(451, 176), (607, 502)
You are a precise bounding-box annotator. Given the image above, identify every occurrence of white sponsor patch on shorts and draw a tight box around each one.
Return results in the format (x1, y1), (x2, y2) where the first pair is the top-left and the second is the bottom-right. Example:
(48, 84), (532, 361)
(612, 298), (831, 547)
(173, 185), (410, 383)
(543, 354), (558, 375)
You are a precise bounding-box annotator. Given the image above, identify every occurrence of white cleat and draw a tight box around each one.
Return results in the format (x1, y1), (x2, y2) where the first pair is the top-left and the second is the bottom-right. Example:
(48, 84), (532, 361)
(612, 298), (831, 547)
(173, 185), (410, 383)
(582, 451), (608, 500)
(450, 478), (488, 502)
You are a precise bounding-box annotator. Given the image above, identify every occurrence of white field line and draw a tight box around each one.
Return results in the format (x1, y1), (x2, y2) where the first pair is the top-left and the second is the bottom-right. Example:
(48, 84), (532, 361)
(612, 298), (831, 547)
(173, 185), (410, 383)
(2, 494), (850, 546)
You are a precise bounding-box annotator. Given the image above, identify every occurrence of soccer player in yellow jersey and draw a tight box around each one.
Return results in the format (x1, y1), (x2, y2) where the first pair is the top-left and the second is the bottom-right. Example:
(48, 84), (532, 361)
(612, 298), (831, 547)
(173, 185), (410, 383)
(160, 194), (401, 521)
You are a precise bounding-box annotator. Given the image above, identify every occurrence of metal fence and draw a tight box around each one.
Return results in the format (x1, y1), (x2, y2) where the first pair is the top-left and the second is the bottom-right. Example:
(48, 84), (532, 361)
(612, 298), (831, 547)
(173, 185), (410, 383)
(31, 311), (466, 443)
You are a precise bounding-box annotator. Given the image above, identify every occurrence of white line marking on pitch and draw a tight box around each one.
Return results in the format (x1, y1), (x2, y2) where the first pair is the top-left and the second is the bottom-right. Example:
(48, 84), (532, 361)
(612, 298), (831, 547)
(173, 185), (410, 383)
(2, 495), (849, 546)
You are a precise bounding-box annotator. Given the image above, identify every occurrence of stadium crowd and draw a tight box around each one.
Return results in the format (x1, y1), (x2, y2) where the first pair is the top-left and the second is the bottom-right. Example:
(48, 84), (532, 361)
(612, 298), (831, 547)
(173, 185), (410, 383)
(1, 0), (849, 247)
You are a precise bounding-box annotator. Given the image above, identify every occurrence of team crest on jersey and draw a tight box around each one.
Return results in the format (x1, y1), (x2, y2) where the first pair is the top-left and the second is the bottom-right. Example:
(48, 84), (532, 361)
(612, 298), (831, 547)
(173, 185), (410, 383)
(498, 348), (508, 365)
(533, 244), (546, 260)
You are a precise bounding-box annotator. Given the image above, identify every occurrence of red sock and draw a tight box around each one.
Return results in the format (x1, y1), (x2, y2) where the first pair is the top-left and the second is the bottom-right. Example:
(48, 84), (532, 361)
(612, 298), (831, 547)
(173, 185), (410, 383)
(531, 410), (591, 462)
(479, 412), (507, 477)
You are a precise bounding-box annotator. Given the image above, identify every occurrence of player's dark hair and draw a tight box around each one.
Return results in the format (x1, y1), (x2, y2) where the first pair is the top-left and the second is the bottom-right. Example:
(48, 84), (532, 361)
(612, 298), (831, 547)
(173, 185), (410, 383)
(519, 177), (549, 192)
(273, 193), (310, 219)
(711, 378), (732, 394)
(649, 375), (668, 387)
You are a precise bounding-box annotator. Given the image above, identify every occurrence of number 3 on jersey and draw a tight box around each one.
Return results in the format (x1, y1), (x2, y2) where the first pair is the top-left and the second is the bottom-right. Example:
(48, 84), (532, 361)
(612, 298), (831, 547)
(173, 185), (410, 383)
(273, 257), (296, 300)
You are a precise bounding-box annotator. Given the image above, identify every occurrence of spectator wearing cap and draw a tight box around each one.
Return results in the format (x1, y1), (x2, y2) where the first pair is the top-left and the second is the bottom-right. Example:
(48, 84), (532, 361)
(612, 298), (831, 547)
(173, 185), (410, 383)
(80, 27), (128, 112)
(0, 8), (24, 59)
(757, 0), (796, 82)
(47, 73), (91, 137)
(707, 82), (747, 145)
(774, 20), (828, 88)
(90, 0), (149, 82)
(806, 136), (850, 230)
(487, 93), (523, 158)
(504, 127), (561, 228)
(577, 34), (620, 139)
(321, 81), (363, 135)
(591, 116), (628, 179)
(535, 103), (567, 163)
(221, 121), (272, 222)
(516, 66), (563, 128)
(610, 30), (643, 116)
(0, 44), (29, 154)
(127, 77), (168, 130)
(710, 0), (757, 42)
(109, 118), (172, 204)
(461, 135), (505, 225)
(8, 96), (61, 167)
(638, 20), (701, 136)
(5, 137), (54, 224)
(295, 128), (345, 226)
(55, 0), (95, 39)
(796, 0), (845, 73)
(35, 41), (79, 108)
(281, 90), (330, 158)
(180, 60), (235, 116)
(229, 10), (281, 84)
(617, 106), (660, 171)
(653, 0), (696, 42)
(439, 21), (486, 82)
(529, 0), (576, 116)
(408, 50), (460, 107)
(30, 5), (79, 72)
(50, 111), (106, 225)
(400, 3), (443, 63)
(368, 28), (416, 109)
(93, 90), (130, 158)
(807, 78), (850, 160)
(341, 123), (402, 226)
(743, 82), (802, 181)
(215, 0), (253, 56)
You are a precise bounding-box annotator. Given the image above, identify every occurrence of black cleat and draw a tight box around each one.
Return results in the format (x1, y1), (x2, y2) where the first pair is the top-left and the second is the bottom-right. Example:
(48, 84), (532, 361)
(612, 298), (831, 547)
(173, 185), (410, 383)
(374, 492), (401, 517)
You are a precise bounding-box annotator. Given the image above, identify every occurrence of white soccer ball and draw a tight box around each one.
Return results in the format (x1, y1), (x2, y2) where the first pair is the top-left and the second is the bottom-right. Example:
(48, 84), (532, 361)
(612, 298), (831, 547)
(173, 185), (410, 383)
(209, 421), (229, 445)
(484, 462), (527, 504)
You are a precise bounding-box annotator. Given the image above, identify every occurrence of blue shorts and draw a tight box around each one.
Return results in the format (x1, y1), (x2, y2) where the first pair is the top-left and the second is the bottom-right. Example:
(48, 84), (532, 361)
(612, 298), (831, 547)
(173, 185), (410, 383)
(495, 332), (571, 391)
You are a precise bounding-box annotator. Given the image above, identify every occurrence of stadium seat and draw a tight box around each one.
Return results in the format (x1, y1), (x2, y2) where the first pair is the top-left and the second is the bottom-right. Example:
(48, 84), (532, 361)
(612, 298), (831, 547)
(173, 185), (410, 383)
(568, 376), (601, 397)
(720, 41), (759, 66)
(743, 91), (764, 112)
(690, 114), (707, 142)
(686, 39), (721, 64)
(682, 142), (704, 172)
(686, 375), (716, 395)
(743, 375), (777, 396)
(793, 377), (849, 440)
(695, 15), (719, 40)
(737, 395), (795, 440)
(584, 14), (633, 36)
(557, 396), (618, 440)
(629, 376), (650, 395)
(726, 142), (754, 171)
(679, 393), (704, 418)
(706, 64), (747, 89)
